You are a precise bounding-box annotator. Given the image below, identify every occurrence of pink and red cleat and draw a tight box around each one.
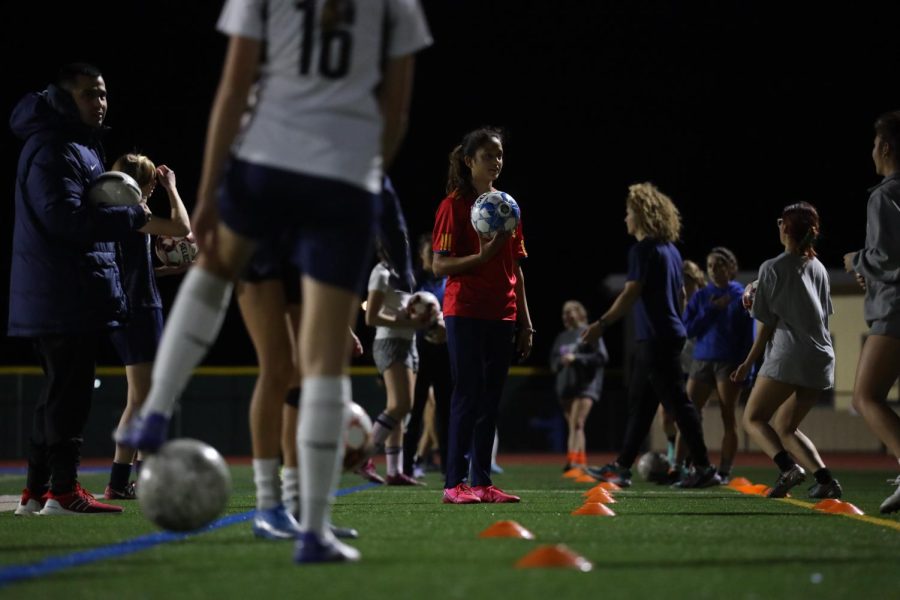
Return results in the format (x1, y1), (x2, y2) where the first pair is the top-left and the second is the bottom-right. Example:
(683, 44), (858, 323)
(442, 483), (520, 504)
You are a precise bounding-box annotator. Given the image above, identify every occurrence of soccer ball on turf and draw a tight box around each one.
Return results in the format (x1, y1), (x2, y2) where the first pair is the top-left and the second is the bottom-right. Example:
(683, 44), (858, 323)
(470, 191), (520, 238)
(636, 451), (670, 482)
(343, 402), (374, 471)
(88, 171), (143, 206)
(155, 234), (198, 267)
(406, 290), (441, 326)
(742, 279), (759, 311)
(137, 438), (231, 532)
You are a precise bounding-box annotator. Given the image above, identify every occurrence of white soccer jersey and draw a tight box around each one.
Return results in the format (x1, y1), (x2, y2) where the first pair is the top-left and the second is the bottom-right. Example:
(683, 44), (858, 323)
(217, 0), (432, 193)
(368, 262), (415, 341)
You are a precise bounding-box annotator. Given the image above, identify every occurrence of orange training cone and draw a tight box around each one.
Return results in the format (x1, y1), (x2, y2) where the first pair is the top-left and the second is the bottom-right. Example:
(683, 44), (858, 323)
(813, 499), (843, 511)
(563, 468), (584, 479)
(574, 474), (596, 483)
(727, 477), (752, 489)
(823, 501), (864, 516)
(572, 503), (616, 516)
(479, 520), (536, 539)
(515, 544), (593, 572)
(597, 481), (621, 491)
(586, 491), (616, 504)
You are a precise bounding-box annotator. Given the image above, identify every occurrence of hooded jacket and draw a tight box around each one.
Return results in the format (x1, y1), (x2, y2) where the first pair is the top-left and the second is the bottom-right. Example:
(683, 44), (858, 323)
(8, 85), (147, 337)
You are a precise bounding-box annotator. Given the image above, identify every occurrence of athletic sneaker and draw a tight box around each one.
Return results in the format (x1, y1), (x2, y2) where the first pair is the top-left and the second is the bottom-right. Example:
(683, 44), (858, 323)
(104, 482), (137, 500)
(586, 463), (632, 487)
(385, 473), (425, 486)
(442, 483), (481, 504)
(114, 412), (170, 453)
(490, 462), (504, 474)
(14, 488), (47, 516)
(674, 465), (722, 489)
(471, 485), (520, 503)
(330, 525), (359, 539)
(355, 459), (385, 485)
(717, 472), (731, 486)
(253, 504), (301, 540)
(880, 475), (900, 514)
(294, 531), (360, 564)
(39, 483), (124, 515)
(807, 479), (842, 500)
(766, 465), (806, 498)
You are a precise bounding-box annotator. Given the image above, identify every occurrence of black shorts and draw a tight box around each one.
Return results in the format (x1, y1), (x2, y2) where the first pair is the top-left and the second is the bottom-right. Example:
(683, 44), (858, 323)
(110, 308), (163, 365)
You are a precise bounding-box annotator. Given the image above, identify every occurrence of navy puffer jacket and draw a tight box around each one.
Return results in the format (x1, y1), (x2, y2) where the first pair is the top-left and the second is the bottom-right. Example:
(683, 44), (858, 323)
(8, 86), (148, 337)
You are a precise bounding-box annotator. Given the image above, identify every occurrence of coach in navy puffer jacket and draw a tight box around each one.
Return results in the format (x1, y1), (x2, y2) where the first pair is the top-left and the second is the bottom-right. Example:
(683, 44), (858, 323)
(8, 80), (147, 336)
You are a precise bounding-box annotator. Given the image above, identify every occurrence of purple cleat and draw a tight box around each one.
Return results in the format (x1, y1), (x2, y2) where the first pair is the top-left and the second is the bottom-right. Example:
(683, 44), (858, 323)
(114, 412), (170, 453)
(294, 531), (360, 564)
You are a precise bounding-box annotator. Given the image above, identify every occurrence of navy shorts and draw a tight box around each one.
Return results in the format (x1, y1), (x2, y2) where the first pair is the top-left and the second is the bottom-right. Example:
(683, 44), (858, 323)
(241, 238), (302, 305)
(110, 308), (163, 365)
(219, 159), (379, 295)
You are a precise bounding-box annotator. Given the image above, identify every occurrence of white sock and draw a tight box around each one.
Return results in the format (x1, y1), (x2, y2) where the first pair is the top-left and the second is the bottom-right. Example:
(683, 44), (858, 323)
(253, 458), (280, 511)
(298, 376), (349, 536)
(492, 431), (500, 465)
(372, 412), (398, 448)
(385, 446), (402, 476)
(282, 467), (300, 518)
(140, 268), (233, 418)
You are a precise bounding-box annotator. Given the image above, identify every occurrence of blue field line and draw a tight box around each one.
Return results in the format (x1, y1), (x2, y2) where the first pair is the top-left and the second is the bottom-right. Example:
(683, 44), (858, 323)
(0, 481), (380, 589)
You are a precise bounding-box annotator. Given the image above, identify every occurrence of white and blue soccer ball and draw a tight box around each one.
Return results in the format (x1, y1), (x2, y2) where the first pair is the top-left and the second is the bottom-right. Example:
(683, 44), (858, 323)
(470, 191), (520, 238)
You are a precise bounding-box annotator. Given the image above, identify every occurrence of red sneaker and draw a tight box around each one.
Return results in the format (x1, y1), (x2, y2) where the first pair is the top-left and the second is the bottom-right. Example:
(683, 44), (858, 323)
(355, 459), (385, 485)
(442, 483), (481, 504)
(104, 481), (137, 500)
(471, 485), (520, 503)
(385, 473), (425, 486)
(14, 488), (47, 516)
(40, 483), (124, 515)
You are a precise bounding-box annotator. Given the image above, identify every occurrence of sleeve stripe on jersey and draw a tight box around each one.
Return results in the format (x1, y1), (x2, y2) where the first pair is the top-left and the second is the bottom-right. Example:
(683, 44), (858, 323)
(437, 232), (452, 252)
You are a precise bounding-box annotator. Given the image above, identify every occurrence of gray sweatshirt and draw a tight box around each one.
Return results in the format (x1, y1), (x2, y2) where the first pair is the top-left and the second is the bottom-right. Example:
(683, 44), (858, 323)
(852, 173), (900, 322)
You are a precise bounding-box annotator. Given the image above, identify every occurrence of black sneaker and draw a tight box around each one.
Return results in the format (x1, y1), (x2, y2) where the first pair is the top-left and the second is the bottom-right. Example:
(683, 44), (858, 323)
(808, 479), (842, 499)
(585, 463), (632, 487)
(766, 465), (806, 498)
(673, 465), (721, 489)
(880, 475), (900, 514)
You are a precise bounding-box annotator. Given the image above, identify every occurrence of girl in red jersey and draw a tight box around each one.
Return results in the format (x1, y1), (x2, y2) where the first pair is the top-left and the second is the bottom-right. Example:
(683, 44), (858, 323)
(432, 127), (534, 504)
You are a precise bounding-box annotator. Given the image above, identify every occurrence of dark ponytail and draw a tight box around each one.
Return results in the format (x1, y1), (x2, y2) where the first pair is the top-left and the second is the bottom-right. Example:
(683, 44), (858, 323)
(781, 202), (821, 259)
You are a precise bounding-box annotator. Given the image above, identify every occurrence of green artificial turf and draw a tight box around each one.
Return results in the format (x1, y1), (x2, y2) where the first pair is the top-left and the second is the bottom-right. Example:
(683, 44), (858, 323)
(1, 465), (898, 599)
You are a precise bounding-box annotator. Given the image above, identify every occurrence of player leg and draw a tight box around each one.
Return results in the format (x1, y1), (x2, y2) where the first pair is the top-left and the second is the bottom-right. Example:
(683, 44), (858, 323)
(714, 373), (742, 483)
(382, 358), (422, 485)
(570, 397), (593, 469)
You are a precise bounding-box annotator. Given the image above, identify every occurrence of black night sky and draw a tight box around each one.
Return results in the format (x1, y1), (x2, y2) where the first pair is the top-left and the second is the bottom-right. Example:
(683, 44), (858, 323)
(2, 1), (900, 367)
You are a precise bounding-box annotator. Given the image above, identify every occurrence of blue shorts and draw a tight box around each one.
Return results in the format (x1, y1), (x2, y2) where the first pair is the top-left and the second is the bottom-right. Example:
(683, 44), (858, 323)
(110, 308), (163, 365)
(219, 159), (379, 295)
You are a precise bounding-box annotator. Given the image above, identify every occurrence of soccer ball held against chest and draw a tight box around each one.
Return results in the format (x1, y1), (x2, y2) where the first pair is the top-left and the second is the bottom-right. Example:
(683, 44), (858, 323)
(470, 191), (520, 238)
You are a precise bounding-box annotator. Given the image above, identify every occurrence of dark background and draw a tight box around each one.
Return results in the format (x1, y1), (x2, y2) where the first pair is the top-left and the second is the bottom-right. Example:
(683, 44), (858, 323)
(2, 1), (899, 368)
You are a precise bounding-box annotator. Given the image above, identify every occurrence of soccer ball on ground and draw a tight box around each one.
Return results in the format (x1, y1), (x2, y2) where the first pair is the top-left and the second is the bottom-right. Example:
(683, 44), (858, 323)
(155, 234), (198, 267)
(742, 280), (759, 311)
(406, 290), (441, 326)
(343, 402), (374, 471)
(470, 191), (520, 238)
(636, 451), (670, 482)
(137, 438), (231, 532)
(88, 171), (143, 206)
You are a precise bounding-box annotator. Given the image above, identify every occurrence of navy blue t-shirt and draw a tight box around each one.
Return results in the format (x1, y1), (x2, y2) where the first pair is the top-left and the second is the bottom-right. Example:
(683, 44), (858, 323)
(626, 239), (686, 341)
(119, 232), (162, 310)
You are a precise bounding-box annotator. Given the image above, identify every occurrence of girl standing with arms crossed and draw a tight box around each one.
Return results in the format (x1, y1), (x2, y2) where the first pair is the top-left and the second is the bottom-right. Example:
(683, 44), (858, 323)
(433, 127), (533, 504)
(843, 110), (900, 514)
(731, 202), (842, 499)
(682, 247), (754, 483)
(118, 0), (432, 563)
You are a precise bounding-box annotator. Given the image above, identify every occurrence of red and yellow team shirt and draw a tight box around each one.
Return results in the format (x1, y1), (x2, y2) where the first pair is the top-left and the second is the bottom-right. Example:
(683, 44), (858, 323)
(432, 191), (527, 321)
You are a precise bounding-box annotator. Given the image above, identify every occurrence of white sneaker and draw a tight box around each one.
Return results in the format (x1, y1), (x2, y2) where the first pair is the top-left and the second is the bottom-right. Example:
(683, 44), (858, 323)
(880, 475), (900, 514)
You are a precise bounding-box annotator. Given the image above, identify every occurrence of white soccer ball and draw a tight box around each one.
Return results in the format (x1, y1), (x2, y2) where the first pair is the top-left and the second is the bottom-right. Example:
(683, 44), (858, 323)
(406, 290), (441, 326)
(470, 191), (520, 238)
(88, 171), (143, 206)
(137, 438), (231, 532)
(636, 451), (670, 482)
(155, 234), (198, 267)
(343, 402), (374, 471)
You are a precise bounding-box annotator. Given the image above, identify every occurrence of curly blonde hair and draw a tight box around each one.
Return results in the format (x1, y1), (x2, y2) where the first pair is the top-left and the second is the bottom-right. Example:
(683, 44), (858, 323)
(682, 259), (706, 289)
(626, 182), (681, 243)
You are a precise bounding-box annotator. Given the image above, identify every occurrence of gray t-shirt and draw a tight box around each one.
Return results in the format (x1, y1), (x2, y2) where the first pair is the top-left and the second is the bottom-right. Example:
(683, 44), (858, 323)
(752, 253), (834, 390)
(852, 174), (900, 322)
